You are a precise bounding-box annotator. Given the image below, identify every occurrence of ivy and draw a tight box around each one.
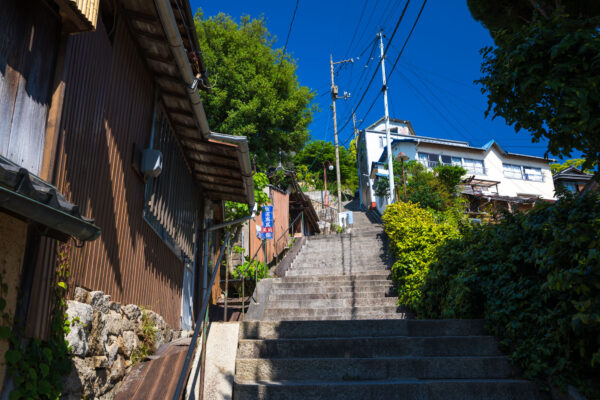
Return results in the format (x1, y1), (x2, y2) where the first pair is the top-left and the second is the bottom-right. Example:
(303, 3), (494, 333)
(130, 308), (157, 366)
(418, 193), (600, 398)
(2, 242), (73, 399)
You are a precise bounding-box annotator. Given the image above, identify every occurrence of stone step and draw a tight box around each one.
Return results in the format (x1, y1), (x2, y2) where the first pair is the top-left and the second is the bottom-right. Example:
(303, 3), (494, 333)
(285, 268), (389, 276)
(235, 356), (515, 382)
(237, 335), (501, 359)
(271, 282), (393, 291)
(266, 313), (409, 321)
(268, 290), (395, 300)
(240, 320), (487, 340)
(269, 284), (395, 295)
(234, 379), (546, 400)
(292, 254), (388, 263)
(263, 297), (398, 309)
(279, 272), (390, 282)
(263, 305), (403, 320)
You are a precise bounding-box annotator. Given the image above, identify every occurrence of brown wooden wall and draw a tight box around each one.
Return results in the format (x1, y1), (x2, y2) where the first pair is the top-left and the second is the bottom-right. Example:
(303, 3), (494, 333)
(47, 17), (185, 329)
(248, 188), (290, 265)
(0, 0), (59, 175)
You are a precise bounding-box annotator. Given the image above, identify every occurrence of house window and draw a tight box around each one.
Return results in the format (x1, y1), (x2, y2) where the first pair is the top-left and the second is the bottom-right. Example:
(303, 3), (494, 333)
(379, 136), (384, 148)
(463, 158), (485, 175)
(440, 155), (452, 165)
(451, 156), (462, 167)
(563, 182), (578, 193)
(417, 152), (440, 169)
(144, 106), (198, 261)
(503, 163), (523, 179)
(523, 166), (543, 182)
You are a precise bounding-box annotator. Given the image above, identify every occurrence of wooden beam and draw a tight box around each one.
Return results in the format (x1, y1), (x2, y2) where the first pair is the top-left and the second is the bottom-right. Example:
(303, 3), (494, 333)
(193, 162), (242, 175)
(194, 165), (242, 179)
(125, 9), (158, 24)
(186, 150), (238, 163)
(132, 28), (165, 43)
(166, 106), (193, 116)
(195, 175), (243, 187)
(208, 192), (247, 203)
(145, 52), (176, 66)
(197, 180), (243, 192)
(159, 87), (186, 98)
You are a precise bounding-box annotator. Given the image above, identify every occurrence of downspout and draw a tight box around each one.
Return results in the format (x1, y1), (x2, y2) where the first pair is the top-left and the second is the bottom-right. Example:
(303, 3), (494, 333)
(153, 0), (255, 208)
(153, 0), (210, 140)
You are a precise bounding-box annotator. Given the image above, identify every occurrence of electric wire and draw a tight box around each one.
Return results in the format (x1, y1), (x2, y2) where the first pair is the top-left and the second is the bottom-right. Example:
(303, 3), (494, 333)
(336, 0), (412, 139)
(282, 0), (300, 58)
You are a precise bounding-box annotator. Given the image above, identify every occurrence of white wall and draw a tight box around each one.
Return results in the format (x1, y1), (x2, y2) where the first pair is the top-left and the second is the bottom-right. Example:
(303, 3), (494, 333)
(398, 143), (556, 199)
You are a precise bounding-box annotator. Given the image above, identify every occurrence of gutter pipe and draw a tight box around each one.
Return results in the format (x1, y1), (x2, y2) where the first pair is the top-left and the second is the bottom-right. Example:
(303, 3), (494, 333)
(153, 0), (255, 208)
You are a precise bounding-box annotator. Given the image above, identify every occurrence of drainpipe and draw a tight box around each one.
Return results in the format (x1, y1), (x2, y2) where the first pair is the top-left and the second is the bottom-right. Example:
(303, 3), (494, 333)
(153, 0), (210, 139)
(153, 0), (255, 208)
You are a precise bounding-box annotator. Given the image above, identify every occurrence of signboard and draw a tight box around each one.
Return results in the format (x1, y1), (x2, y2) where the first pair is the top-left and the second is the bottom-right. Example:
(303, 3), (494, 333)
(261, 205), (274, 239)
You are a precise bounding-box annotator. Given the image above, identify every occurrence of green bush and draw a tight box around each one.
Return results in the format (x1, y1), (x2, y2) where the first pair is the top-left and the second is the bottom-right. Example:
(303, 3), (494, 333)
(232, 258), (268, 296)
(419, 193), (600, 398)
(382, 202), (461, 310)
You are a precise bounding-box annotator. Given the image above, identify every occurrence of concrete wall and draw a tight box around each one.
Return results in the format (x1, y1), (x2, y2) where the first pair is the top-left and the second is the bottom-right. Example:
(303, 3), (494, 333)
(0, 212), (28, 392)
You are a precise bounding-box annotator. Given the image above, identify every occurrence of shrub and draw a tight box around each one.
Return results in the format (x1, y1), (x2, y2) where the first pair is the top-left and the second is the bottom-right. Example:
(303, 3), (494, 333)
(382, 202), (461, 310)
(232, 258), (268, 296)
(419, 193), (600, 398)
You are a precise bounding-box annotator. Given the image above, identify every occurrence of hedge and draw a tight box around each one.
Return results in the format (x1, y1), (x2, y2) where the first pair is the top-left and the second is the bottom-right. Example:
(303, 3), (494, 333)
(418, 193), (600, 398)
(381, 201), (461, 310)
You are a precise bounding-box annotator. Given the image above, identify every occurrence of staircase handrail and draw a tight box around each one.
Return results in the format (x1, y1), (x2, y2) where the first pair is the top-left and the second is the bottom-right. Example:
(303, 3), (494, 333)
(173, 230), (231, 400)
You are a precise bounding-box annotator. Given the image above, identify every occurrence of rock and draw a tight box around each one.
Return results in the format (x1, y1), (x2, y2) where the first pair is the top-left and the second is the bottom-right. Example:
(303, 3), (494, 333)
(73, 287), (90, 303)
(64, 356), (96, 398)
(92, 368), (111, 396)
(65, 301), (93, 357)
(89, 291), (110, 313)
(92, 356), (108, 369)
(121, 331), (139, 357)
(163, 327), (173, 343)
(108, 301), (121, 313)
(122, 304), (141, 321)
(109, 355), (127, 383)
(88, 311), (107, 355)
(172, 330), (181, 340)
(106, 339), (119, 366)
(105, 311), (123, 336)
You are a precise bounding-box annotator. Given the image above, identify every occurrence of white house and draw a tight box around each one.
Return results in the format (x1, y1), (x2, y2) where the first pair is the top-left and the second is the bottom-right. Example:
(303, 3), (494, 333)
(357, 117), (556, 213)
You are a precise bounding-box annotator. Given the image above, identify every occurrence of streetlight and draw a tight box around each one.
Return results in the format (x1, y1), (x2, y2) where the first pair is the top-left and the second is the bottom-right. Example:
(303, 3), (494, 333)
(323, 160), (334, 207)
(395, 152), (409, 202)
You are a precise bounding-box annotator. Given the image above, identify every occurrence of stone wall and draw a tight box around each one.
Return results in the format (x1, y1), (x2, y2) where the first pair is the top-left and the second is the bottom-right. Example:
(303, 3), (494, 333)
(62, 287), (190, 399)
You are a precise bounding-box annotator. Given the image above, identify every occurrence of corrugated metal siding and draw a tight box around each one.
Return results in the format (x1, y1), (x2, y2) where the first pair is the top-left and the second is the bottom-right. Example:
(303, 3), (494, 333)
(0, 0), (59, 175)
(146, 107), (198, 261)
(43, 17), (184, 329)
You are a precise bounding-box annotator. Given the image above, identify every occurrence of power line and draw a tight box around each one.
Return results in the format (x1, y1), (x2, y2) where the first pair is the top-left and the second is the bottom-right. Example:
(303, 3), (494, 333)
(385, 0), (427, 84)
(342, 0), (371, 59)
(282, 0), (300, 57)
(336, 0), (412, 138)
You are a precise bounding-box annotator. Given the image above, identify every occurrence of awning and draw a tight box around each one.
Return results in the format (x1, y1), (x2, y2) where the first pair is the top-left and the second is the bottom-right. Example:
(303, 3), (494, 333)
(122, 0), (254, 206)
(0, 155), (101, 242)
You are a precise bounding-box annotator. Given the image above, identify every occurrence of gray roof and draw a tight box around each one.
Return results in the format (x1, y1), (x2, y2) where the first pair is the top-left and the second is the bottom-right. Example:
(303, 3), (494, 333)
(0, 155), (100, 241)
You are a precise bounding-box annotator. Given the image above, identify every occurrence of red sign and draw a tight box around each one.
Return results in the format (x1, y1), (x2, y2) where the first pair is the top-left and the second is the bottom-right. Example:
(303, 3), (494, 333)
(261, 226), (273, 233)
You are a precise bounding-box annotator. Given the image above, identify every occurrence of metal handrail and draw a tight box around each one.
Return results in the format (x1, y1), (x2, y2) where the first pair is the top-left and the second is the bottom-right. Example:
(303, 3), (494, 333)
(172, 230), (231, 400)
(240, 239), (264, 317)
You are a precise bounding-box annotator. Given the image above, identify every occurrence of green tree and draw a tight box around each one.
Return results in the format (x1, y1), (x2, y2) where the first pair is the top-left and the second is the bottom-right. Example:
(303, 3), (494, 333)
(550, 158), (593, 175)
(195, 11), (315, 169)
(467, 0), (600, 169)
(293, 140), (357, 193)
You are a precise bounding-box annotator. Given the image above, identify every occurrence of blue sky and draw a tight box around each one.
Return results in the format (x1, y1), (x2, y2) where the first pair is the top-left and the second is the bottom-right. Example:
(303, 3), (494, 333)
(191, 0), (558, 160)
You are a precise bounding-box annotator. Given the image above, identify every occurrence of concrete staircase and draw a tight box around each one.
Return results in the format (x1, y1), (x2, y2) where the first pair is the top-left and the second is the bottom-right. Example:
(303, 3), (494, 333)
(233, 205), (547, 399)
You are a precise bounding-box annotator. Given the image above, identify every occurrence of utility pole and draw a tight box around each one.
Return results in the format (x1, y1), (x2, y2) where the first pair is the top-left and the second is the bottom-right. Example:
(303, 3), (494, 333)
(378, 30), (395, 203)
(330, 54), (353, 214)
(352, 112), (362, 207)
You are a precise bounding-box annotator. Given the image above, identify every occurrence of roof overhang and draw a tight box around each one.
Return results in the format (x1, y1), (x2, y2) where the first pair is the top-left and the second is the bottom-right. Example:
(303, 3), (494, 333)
(0, 156), (100, 242)
(122, 0), (254, 207)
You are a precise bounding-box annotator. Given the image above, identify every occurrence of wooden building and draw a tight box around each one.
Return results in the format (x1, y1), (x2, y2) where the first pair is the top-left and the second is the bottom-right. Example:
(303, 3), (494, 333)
(0, 0), (254, 374)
